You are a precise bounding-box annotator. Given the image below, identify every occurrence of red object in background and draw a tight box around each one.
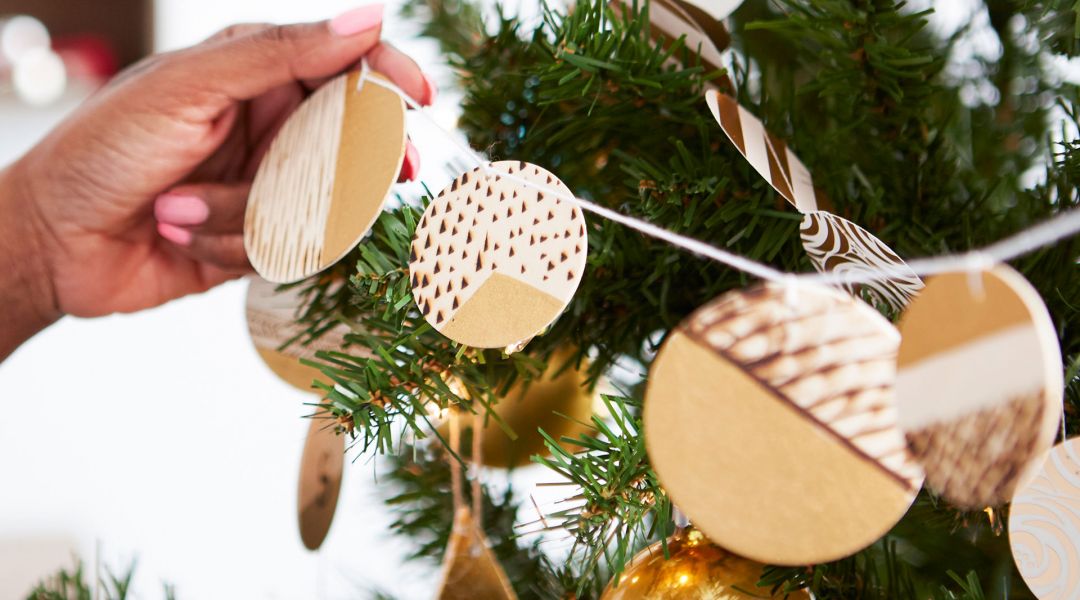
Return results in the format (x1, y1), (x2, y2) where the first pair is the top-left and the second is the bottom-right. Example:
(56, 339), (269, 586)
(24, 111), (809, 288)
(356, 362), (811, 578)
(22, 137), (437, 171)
(53, 34), (118, 84)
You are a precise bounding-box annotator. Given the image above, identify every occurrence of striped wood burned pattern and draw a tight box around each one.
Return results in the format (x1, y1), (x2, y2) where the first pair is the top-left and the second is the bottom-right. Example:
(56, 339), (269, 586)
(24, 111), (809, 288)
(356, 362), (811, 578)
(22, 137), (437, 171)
(245, 72), (407, 284)
(705, 90), (820, 213)
(246, 75), (346, 283)
(800, 211), (924, 312)
(409, 161), (587, 339)
(613, 0), (730, 87)
(681, 284), (923, 489)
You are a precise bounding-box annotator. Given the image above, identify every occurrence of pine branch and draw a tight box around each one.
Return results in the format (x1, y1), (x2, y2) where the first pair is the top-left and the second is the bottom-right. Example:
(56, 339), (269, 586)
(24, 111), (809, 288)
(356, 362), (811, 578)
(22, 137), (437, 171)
(277, 0), (1080, 597)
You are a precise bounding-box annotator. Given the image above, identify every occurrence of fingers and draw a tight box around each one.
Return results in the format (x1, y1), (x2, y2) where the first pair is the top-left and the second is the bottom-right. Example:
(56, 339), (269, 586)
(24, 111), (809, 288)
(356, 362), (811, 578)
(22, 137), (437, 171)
(155, 183), (251, 271)
(166, 4), (387, 112)
(155, 183), (249, 235)
(203, 23), (273, 44)
(399, 140), (420, 182)
(158, 224), (250, 272)
(367, 42), (437, 106)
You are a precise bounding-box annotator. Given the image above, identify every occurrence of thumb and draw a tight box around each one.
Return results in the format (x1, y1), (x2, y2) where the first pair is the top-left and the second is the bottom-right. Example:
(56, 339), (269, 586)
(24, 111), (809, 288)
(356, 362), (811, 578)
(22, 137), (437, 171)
(164, 4), (386, 111)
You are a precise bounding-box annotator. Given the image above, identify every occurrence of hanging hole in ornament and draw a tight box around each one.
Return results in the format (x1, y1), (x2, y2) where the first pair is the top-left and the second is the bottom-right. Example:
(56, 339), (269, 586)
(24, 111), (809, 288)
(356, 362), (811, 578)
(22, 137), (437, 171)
(781, 275), (800, 308)
(964, 252), (994, 301)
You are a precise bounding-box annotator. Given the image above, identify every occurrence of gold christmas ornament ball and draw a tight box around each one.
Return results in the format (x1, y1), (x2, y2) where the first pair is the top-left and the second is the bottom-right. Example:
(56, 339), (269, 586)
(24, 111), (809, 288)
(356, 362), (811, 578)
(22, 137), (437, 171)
(602, 528), (810, 600)
(439, 349), (594, 468)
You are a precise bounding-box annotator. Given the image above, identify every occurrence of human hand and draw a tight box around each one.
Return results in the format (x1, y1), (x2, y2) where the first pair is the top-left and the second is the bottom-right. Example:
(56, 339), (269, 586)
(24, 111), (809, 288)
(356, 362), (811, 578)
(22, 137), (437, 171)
(0, 3), (432, 347)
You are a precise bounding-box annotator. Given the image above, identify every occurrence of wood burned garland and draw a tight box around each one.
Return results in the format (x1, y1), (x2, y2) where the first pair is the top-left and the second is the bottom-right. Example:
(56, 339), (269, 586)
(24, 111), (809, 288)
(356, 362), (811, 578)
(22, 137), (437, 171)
(245, 72), (407, 283)
(800, 211), (924, 312)
(409, 161), (588, 349)
(705, 90), (821, 213)
(895, 265), (1064, 508)
(644, 283), (922, 566)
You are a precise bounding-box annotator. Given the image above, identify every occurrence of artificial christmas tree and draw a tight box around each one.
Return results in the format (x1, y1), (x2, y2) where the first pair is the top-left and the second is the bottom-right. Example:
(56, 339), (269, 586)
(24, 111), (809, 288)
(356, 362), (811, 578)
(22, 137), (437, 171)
(267, 0), (1080, 597)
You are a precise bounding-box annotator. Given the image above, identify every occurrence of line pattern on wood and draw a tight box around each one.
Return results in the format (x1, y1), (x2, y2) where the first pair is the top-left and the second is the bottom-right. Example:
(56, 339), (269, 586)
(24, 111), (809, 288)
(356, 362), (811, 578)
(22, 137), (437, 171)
(680, 284), (924, 490)
(246, 76), (346, 283)
(907, 392), (1046, 508)
(706, 90), (820, 213)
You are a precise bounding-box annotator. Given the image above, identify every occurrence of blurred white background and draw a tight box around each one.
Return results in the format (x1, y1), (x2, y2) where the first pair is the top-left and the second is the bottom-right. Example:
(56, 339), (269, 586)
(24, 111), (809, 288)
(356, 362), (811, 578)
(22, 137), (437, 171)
(0, 0), (1045, 598)
(0, 1), (479, 598)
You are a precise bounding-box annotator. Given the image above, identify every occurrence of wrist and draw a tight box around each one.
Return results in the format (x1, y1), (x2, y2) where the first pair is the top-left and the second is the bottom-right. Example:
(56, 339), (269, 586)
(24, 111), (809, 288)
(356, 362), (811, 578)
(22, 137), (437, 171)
(0, 160), (60, 360)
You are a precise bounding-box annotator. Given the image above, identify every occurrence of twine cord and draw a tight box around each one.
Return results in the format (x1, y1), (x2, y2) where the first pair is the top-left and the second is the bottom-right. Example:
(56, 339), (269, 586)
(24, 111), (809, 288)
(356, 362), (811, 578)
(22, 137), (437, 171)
(356, 70), (1080, 288)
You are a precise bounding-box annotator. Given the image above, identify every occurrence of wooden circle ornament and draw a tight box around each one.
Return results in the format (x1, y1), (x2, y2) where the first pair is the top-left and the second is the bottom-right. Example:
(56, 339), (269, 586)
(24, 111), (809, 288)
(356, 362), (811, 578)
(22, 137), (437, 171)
(245, 277), (357, 392)
(644, 283), (923, 566)
(245, 71), (407, 283)
(297, 412), (346, 550)
(409, 161), (588, 349)
(895, 265), (1064, 509)
(1009, 438), (1080, 600)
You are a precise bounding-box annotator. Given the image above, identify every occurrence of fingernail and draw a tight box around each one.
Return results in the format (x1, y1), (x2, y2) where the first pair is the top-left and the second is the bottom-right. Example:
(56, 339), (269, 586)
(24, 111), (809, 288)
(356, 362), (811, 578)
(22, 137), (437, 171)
(403, 142), (419, 181)
(330, 4), (384, 37)
(155, 194), (209, 226)
(421, 73), (438, 106)
(158, 222), (193, 246)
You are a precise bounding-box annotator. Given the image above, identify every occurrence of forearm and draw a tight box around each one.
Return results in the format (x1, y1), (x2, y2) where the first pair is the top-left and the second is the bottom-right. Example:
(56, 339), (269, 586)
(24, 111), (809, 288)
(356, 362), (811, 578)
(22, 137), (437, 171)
(0, 162), (59, 361)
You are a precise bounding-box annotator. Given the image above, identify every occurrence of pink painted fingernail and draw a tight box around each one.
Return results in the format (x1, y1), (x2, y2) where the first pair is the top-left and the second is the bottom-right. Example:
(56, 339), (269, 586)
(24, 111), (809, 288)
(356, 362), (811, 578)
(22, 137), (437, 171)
(421, 73), (438, 106)
(330, 4), (384, 37)
(157, 222), (193, 246)
(155, 193), (209, 226)
(403, 141), (420, 181)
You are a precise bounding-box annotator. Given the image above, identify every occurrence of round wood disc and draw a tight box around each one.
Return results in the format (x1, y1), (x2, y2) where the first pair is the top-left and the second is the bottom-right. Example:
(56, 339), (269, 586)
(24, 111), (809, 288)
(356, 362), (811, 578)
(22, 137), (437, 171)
(800, 211), (923, 312)
(297, 414), (345, 551)
(1009, 438), (1080, 599)
(245, 277), (351, 392)
(896, 265), (1063, 508)
(409, 161), (588, 349)
(245, 71), (407, 283)
(644, 283), (922, 566)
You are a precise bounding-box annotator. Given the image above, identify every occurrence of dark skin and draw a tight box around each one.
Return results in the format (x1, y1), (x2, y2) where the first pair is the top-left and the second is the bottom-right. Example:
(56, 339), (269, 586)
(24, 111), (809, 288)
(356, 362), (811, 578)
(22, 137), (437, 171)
(0, 11), (433, 360)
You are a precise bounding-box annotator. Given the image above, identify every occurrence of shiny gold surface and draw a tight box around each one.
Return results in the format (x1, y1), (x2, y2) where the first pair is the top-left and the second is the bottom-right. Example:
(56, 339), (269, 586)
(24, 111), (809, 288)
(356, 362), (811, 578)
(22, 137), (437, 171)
(439, 348), (594, 468)
(602, 529), (810, 599)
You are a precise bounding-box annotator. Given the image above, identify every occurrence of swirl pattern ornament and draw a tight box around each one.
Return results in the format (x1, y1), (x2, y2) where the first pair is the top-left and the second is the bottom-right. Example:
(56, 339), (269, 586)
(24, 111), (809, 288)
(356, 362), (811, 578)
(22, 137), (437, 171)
(800, 211), (924, 312)
(1009, 438), (1080, 599)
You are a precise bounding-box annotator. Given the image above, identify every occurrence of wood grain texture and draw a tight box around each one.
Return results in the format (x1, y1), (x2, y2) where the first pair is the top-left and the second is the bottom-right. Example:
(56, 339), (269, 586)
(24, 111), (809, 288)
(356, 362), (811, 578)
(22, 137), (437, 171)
(800, 211), (924, 311)
(896, 265), (1064, 508)
(706, 90), (821, 213)
(644, 283), (921, 565)
(245, 72), (406, 283)
(409, 161), (587, 348)
(1009, 438), (1080, 600)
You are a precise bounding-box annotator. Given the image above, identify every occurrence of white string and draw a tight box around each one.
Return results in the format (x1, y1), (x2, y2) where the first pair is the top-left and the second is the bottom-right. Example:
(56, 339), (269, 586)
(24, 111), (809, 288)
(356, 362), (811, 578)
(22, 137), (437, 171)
(359, 72), (1080, 287)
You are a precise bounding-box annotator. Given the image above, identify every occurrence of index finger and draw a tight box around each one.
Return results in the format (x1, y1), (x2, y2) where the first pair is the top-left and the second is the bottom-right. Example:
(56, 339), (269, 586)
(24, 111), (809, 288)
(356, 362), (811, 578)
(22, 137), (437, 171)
(165, 4), (387, 113)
